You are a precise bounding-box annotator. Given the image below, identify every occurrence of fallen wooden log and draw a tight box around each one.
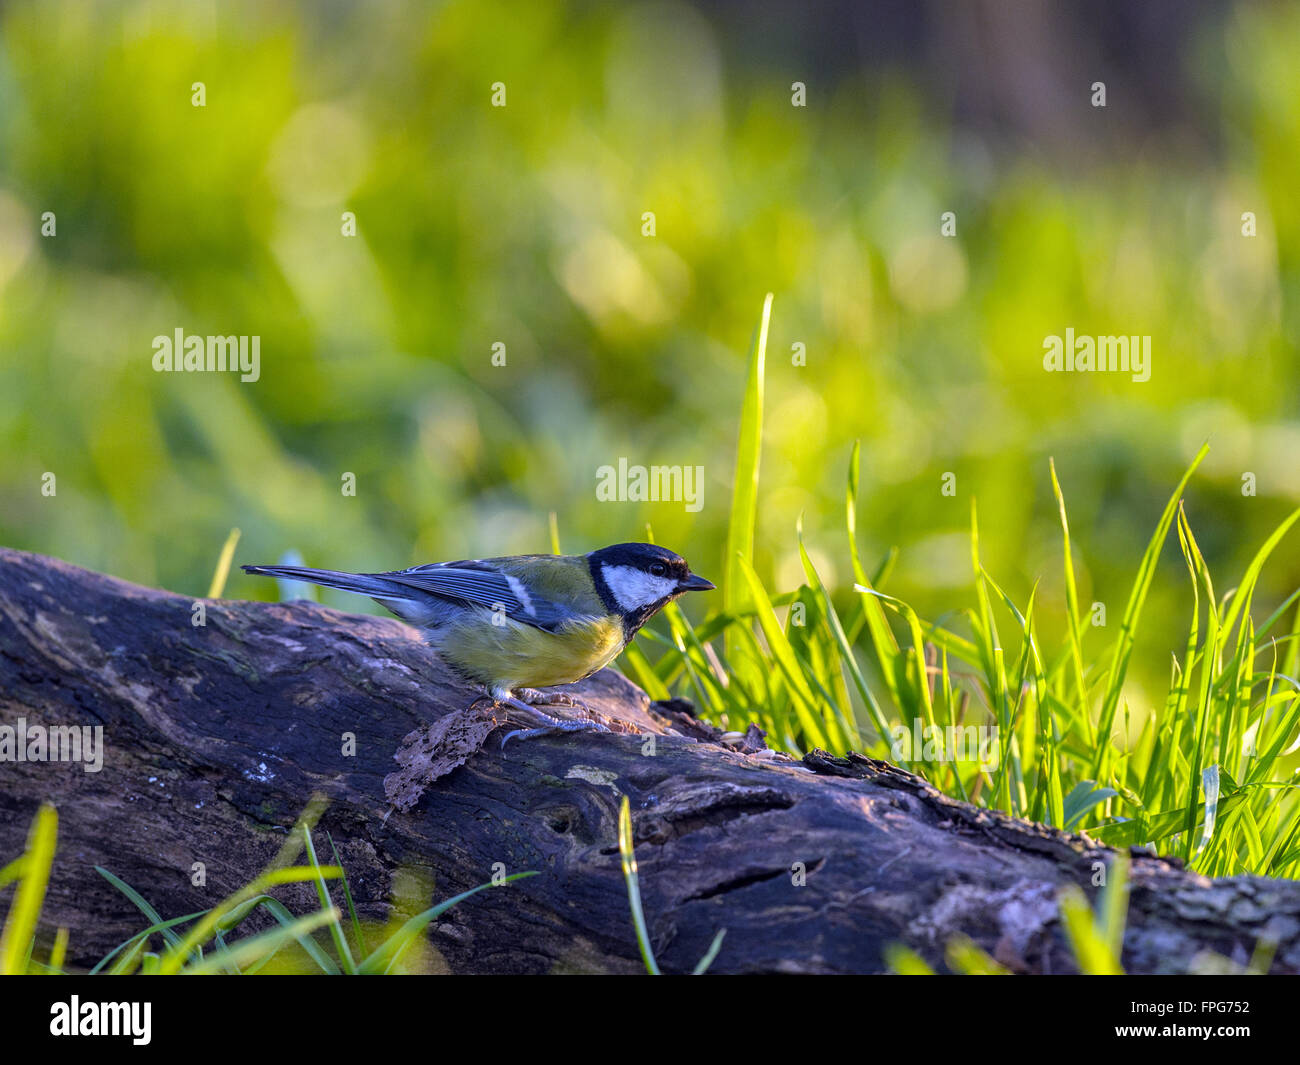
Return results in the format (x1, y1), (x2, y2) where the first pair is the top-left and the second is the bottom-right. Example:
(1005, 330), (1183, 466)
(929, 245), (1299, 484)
(2, 546), (1298, 973)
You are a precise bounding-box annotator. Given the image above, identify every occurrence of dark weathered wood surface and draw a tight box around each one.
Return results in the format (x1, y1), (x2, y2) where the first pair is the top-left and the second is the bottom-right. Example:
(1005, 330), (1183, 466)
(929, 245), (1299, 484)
(2, 546), (1298, 973)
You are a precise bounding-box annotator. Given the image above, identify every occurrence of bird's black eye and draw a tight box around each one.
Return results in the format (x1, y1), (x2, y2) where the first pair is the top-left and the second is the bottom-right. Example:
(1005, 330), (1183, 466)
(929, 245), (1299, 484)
(649, 562), (667, 577)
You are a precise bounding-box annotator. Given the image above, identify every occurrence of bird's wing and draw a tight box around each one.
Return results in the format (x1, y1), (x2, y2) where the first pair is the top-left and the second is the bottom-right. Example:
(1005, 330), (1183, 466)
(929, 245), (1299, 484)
(382, 561), (576, 631)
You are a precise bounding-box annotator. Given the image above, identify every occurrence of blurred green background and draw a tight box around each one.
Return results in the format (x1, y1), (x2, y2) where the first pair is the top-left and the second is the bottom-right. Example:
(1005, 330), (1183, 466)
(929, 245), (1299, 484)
(1, 0), (1298, 711)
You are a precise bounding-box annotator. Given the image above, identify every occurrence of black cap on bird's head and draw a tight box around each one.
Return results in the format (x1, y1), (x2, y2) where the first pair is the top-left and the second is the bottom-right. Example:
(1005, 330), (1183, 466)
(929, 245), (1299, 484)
(586, 543), (714, 633)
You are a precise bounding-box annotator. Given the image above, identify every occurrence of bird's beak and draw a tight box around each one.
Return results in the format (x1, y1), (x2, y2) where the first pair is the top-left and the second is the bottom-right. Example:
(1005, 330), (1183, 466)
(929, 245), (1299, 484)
(678, 572), (716, 592)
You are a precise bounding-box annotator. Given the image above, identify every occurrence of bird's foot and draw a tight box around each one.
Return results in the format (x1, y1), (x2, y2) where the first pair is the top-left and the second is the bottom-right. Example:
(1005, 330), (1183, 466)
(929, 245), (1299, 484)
(513, 687), (581, 708)
(499, 717), (608, 748)
(491, 688), (611, 748)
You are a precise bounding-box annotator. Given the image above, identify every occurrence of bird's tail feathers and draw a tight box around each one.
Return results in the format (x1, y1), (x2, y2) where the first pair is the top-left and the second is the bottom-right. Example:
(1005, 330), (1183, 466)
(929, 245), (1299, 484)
(240, 565), (417, 601)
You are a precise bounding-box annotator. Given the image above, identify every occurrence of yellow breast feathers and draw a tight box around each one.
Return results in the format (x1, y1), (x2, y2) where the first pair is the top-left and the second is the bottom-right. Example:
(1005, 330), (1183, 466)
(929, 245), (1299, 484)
(439, 612), (626, 690)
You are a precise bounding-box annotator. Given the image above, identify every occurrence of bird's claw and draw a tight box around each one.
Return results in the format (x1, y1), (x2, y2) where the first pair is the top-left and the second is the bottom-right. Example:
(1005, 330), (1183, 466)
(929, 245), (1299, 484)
(514, 687), (580, 708)
(489, 691), (611, 748)
(500, 716), (609, 748)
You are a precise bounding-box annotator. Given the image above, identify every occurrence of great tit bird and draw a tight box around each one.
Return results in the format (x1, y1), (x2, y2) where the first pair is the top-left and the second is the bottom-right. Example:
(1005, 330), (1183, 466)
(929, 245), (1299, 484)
(241, 543), (714, 744)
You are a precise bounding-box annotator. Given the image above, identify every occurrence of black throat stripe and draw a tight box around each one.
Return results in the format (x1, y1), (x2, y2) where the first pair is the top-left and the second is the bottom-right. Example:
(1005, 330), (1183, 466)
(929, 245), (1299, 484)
(587, 556), (672, 641)
(588, 556), (621, 614)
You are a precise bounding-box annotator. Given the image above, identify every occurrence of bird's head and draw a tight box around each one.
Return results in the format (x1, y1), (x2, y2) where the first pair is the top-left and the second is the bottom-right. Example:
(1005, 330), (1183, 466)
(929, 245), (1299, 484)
(587, 542), (714, 631)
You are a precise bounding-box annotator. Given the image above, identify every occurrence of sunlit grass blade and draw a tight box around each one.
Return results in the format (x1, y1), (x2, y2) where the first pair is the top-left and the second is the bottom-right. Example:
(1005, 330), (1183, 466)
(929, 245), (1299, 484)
(1093, 785), (1254, 848)
(741, 556), (831, 751)
(969, 499), (1003, 686)
(1248, 686), (1300, 786)
(1091, 444), (1208, 778)
(692, 929), (727, 974)
(790, 525), (873, 749)
(214, 894), (341, 974)
(181, 908), (341, 975)
(95, 866), (188, 954)
(46, 926), (68, 974)
(1194, 764), (1222, 857)
(723, 292), (772, 656)
(885, 944), (936, 975)
(1097, 851), (1130, 962)
(91, 908), (212, 974)
(1176, 504), (1222, 863)
(945, 936), (1010, 975)
(1050, 459), (1091, 736)
(846, 441), (901, 698)
(796, 521), (873, 749)
(207, 527), (242, 598)
(1218, 506), (1300, 643)
(0, 856), (26, 891)
(155, 865), (342, 975)
(978, 564), (1047, 815)
(0, 804), (57, 975)
(1061, 780), (1118, 829)
(107, 936), (147, 976)
(618, 795), (660, 975)
(301, 822), (355, 973)
(1058, 855), (1128, 975)
(327, 831), (368, 959)
(356, 872), (537, 975)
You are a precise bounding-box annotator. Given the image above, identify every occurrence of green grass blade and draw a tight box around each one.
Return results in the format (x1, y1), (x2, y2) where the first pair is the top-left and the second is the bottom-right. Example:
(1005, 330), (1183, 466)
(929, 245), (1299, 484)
(722, 292), (773, 646)
(1194, 765), (1222, 857)
(795, 523), (871, 748)
(1092, 444), (1208, 777)
(91, 909), (212, 974)
(356, 872), (536, 975)
(155, 866), (343, 975)
(254, 896), (342, 974)
(1050, 459), (1091, 734)
(301, 823), (355, 973)
(327, 831), (368, 959)
(1059, 885), (1123, 975)
(847, 442), (902, 697)
(181, 908), (340, 975)
(207, 527), (242, 598)
(619, 642), (674, 703)
(692, 929), (727, 975)
(618, 794), (660, 975)
(741, 556), (831, 750)
(1098, 851), (1130, 962)
(95, 866), (187, 953)
(0, 804), (57, 975)
(1219, 506), (1300, 642)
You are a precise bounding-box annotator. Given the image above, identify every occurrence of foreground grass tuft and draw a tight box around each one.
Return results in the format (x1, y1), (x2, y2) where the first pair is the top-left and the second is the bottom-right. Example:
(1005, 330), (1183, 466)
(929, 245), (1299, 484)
(638, 298), (1300, 879)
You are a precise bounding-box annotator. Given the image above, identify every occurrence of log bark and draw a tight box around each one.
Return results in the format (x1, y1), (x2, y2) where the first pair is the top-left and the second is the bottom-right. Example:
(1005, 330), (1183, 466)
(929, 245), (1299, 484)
(1, 546), (1298, 974)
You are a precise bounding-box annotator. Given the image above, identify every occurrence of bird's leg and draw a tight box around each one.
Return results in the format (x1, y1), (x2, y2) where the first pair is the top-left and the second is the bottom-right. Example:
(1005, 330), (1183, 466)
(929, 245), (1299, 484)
(491, 687), (611, 748)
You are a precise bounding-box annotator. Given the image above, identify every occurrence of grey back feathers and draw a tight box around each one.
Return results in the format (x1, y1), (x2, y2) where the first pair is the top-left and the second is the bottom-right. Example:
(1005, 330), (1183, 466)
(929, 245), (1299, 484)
(240, 562), (578, 632)
(386, 561), (576, 629)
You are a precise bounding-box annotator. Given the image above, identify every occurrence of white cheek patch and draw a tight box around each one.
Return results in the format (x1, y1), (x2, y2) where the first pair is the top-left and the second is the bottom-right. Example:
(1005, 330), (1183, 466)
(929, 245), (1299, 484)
(601, 564), (678, 612)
